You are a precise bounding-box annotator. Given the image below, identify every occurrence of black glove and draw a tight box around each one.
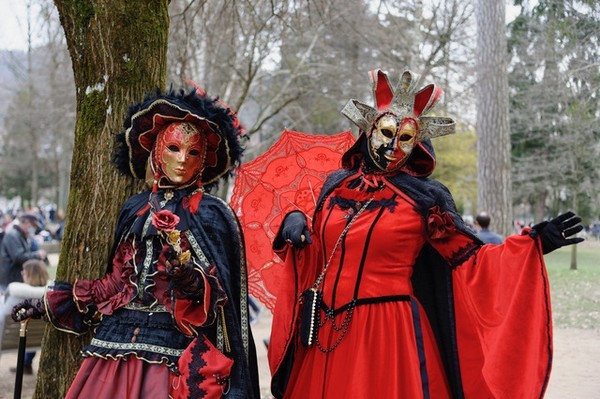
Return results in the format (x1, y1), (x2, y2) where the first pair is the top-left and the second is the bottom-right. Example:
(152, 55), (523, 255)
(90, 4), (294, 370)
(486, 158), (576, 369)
(12, 298), (47, 322)
(530, 211), (584, 254)
(281, 212), (312, 249)
(168, 261), (204, 298)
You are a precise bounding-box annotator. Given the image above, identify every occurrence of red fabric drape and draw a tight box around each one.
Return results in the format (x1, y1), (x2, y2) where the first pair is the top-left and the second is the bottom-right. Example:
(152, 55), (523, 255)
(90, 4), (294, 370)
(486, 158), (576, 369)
(453, 232), (552, 398)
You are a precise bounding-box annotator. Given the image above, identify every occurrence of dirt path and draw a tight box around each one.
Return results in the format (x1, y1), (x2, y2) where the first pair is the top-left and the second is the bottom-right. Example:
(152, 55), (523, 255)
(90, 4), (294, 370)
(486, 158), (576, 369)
(544, 328), (600, 399)
(253, 321), (600, 398)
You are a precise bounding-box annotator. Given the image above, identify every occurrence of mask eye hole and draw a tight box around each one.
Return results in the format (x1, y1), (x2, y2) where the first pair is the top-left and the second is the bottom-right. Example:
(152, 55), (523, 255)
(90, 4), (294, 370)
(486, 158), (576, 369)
(381, 129), (395, 138)
(167, 145), (180, 152)
(398, 119), (417, 142)
(189, 149), (201, 156)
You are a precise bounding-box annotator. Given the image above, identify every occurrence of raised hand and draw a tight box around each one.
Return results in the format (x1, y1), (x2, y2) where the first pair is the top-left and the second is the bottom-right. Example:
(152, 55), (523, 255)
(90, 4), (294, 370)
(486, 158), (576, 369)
(281, 212), (312, 249)
(530, 211), (584, 254)
(11, 298), (47, 322)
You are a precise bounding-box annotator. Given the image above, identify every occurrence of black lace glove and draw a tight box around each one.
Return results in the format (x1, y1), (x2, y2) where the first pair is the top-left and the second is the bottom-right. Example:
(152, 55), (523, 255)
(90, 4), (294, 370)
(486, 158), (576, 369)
(281, 212), (312, 249)
(168, 260), (204, 298)
(12, 298), (47, 322)
(530, 211), (584, 254)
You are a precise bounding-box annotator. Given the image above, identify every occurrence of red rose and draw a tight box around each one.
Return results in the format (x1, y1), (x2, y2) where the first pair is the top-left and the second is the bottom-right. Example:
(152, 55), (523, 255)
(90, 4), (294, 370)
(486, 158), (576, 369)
(427, 205), (455, 240)
(152, 210), (180, 232)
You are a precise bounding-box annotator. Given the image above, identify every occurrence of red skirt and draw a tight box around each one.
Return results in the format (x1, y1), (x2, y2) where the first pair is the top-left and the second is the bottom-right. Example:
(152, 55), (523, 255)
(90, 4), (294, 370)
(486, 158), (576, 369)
(284, 299), (451, 399)
(66, 355), (170, 399)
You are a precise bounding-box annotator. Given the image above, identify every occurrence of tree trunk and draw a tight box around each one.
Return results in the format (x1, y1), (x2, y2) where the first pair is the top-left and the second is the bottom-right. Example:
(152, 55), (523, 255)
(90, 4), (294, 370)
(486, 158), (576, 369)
(34, 1), (170, 397)
(27, 1), (39, 206)
(570, 191), (578, 270)
(533, 191), (547, 225)
(475, 0), (512, 237)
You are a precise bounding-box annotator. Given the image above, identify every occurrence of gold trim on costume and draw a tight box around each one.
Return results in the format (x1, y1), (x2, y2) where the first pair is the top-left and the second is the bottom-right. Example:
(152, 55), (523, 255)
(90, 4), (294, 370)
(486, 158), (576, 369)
(209, 194), (250, 359)
(123, 302), (168, 312)
(89, 338), (185, 357)
(185, 233), (211, 269)
(137, 238), (154, 299)
(82, 349), (177, 368)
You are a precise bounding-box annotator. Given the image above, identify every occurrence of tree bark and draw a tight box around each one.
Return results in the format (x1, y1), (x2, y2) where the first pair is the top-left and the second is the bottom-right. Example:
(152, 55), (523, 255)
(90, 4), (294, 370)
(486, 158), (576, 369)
(27, 1), (40, 206)
(475, 0), (512, 237)
(35, 1), (169, 397)
(570, 191), (578, 270)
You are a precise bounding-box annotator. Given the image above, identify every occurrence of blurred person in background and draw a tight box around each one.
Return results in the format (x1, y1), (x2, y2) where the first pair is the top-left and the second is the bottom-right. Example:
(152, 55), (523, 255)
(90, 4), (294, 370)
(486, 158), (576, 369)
(0, 259), (49, 374)
(0, 213), (47, 292)
(475, 211), (503, 244)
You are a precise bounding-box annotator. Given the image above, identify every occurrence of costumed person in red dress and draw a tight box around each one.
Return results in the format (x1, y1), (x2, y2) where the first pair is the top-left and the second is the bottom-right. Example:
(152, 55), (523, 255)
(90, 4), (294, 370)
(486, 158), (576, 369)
(267, 70), (584, 399)
(12, 88), (260, 399)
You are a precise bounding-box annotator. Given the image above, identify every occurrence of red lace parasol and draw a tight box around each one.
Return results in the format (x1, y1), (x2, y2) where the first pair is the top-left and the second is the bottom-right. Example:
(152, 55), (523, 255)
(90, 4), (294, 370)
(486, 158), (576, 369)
(230, 129), (356, 311)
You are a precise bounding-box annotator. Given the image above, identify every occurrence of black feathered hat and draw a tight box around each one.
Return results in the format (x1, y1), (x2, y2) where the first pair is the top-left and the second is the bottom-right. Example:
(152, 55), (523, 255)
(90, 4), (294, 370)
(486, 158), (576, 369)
(113, 87), (244, 191)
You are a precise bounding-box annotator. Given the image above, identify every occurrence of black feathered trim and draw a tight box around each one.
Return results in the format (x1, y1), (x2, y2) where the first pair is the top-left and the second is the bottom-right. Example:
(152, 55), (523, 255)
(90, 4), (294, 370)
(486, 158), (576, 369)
(112, 87), (245, 191)
(316, 168), (474, 235)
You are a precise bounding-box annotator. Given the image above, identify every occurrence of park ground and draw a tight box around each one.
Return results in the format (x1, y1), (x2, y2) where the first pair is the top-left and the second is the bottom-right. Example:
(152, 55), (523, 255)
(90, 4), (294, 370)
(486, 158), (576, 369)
(1, 241), (599, 398)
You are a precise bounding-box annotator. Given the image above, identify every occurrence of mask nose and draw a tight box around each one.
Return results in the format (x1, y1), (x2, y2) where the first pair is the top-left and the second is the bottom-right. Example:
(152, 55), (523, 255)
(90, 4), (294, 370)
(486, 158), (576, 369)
(386, 135), (398, 150)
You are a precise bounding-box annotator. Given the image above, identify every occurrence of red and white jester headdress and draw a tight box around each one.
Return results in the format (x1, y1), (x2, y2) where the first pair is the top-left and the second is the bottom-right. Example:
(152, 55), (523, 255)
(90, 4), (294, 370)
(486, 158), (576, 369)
(341, 69), (455, 142)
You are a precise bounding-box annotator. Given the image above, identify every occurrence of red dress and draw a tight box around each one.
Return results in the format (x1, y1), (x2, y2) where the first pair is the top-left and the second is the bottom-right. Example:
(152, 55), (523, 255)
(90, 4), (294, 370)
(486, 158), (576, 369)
(284, 183), (451, 398)
(269, 173), (553, 399)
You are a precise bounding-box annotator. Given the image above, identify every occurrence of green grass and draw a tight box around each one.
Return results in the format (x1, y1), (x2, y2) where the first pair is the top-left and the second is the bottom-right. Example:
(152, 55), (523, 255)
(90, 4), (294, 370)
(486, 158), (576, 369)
(544, 240), (600, 329)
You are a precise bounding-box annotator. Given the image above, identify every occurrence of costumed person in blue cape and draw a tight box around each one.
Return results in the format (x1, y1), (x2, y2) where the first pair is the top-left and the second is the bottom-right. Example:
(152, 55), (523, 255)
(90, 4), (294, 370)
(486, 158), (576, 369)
(267, 69), (584, 399)
(12, 88), (260, 399)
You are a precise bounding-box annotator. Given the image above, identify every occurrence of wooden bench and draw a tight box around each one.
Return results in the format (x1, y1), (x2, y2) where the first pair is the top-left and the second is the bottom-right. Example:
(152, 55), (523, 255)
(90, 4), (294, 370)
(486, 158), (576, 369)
(39, 241), (61, 254)
(0, 315), (46, 352)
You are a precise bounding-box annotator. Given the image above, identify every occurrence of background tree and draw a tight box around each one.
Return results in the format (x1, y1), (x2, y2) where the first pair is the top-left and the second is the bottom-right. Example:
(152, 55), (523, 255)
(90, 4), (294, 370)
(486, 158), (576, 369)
(475, 0), (513, 236)
(0, 0), (75, 212)
(431, 125), (478, 215)
(165, 0), (476, 199)
(38, 1), (77, 213)
(508, 0), (600, 222)
(34, 1), (170, 397)
(0, 0), (478, 215)
(508, 0), (600, 269)
(0, 1), (45, 209)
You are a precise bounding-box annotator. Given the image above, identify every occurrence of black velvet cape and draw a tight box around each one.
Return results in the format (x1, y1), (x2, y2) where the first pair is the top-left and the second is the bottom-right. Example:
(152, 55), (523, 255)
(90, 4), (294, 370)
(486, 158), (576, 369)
(109, 190), (260, 399)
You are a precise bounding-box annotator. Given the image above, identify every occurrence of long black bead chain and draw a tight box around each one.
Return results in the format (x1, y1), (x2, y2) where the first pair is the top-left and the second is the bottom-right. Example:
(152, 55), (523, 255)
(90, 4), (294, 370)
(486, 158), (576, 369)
(311, 195), (376, 353)
(316, 299), (356, 353)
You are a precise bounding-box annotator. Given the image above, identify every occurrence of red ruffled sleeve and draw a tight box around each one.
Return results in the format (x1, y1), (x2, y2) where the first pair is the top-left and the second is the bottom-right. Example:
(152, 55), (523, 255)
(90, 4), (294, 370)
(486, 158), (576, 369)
(45, 281), (94, 335)
(72, 238), (137, 315)
(45, 239), (139, 333)
(425, 205), (480, 266)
